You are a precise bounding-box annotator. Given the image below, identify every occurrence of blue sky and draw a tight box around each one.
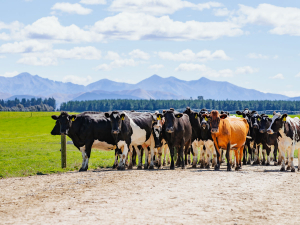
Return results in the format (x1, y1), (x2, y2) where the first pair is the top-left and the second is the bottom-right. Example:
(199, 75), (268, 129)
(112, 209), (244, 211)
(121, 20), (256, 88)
(1, 0), (300, 97)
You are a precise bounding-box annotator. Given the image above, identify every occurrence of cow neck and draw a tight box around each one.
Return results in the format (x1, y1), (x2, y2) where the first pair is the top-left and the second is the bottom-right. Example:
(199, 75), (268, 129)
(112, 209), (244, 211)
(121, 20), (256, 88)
(67, 120), (85, 146)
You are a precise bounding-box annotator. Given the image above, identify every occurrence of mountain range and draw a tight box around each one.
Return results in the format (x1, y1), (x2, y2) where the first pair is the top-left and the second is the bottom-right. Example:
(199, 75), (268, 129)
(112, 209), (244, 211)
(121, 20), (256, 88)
(0, 72), (296, 107)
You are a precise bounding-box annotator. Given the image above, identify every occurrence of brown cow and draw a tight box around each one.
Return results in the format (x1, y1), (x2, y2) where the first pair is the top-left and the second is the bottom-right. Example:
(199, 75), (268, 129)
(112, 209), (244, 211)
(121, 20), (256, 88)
(204, 110), (249, 171)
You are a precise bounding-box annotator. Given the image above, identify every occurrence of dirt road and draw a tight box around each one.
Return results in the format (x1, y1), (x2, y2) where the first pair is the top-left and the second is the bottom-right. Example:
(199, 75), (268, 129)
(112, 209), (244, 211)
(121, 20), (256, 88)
(1, 161), (300, 225)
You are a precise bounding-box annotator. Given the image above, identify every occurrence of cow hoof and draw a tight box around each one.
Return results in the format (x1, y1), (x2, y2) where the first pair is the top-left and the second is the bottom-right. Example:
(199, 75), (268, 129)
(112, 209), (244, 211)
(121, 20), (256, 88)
(298, 167), (300, 171)
(149, 165), (154, 170)
(144, 164), (149, 169)
(137, 166), (142, 170)
(113, 164), (118, 169)
(79, 168), (87, 172)
(214, 165), (220, 171)
(163, 162), (166, 166)
(274, 162), (278, 166)
(286, 165), (291, 170)
(280, 167), (285, 172)
(227, 167), (232, 171)
(231, 164), (235, 168)
(205, 164), (210, 169)
(262, 161), (265, 165)
(200, 164), (205, 169)
(192, 164), (196, 168)
(118, 165), (125, 171)
(181, 166), (186, 170)
(291, 168), (295, 172)
(170, 166), (175, 170)
(128, 164), (133, 170)
(235, 167), (240, 171)
(266, 163), (270, 166)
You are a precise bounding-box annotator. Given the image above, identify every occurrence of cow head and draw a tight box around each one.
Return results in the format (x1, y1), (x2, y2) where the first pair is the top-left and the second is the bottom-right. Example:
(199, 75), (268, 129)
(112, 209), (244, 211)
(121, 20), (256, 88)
(151, 111), (164, 148)
(51, 112), (77, 135)
(199, 109), (210, 129)
(50, 120), (61, 135)
(183, 107), (200, 127)
(208, 110), (228, 133)
(236, 108), (254, 125)
(250, 112), (261, 130)
(267, 112), (288, 134)
(104, 111), (126, 135)
(161, 110), (183, 133)
(259, 114), (271, 133)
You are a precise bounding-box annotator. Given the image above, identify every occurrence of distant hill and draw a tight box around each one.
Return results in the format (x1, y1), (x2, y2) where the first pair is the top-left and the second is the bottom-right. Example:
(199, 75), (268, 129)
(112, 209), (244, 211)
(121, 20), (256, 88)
(0, 72), (298, 107)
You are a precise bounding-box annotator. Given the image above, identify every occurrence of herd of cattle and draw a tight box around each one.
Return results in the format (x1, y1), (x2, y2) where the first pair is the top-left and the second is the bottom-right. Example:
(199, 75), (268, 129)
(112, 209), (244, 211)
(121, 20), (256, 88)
(50, 107), (300, 172)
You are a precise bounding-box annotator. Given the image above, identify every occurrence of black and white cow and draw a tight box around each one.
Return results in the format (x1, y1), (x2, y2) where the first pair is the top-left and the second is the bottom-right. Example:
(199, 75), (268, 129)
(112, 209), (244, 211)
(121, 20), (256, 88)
(267, 112), (300, 172)
(51, 112), (118, 171)
(156, 110), (192, 169)
(236, 109), (255, 164)
(183, 107), (202, 168)
(258, 114), (280, 165)
(105, 111), (156, 170)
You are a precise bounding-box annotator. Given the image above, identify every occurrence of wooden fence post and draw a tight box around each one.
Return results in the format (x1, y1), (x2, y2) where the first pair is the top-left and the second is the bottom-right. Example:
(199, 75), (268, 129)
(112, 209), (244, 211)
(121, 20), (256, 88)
(61, 135), (67, 168)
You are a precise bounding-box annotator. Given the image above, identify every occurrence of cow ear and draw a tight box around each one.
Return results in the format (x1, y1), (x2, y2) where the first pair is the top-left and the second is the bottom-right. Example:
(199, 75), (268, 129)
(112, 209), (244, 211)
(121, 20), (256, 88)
(51, 115), (58, 120)
(170, 108), (175, 112)
(156, 113), (163, 120)
(282, 114), (288, 122)
(175, 113), (183, 118)
(104, 112), (110, 118)
(120, 113), (126, 121)
(220, 114), (228, 119)
(236, 111), (242, 115)
(162, 110), (166, 114)
(69, 115), (77, 122)
(273, 111), (276, 115)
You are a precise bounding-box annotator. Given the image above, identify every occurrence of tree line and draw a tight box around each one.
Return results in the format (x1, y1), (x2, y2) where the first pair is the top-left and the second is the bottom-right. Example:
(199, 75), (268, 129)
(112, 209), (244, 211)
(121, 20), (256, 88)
(0, 97), (56, 112)
(60, 99), (300, 112)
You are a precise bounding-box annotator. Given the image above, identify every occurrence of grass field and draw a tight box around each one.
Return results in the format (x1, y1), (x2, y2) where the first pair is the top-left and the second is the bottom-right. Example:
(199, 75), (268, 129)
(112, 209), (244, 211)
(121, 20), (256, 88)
(0, 112), (114, 178)
(0, 112), (299, 178)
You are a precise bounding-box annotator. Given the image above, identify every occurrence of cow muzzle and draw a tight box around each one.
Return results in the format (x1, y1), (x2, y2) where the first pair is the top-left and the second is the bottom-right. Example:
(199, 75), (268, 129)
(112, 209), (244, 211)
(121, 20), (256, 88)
(211, 128), (218, 133)
(166, 127), (174, 133)
(259, 129), (265, 133)
(253, 124), (258, 129)
(267, 129), (274, 134)
(112, 130), (120, 134)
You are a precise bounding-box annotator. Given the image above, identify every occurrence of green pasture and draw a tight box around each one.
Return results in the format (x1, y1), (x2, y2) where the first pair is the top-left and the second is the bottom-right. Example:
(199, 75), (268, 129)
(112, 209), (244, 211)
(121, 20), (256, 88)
(0, 112), (114, 178)
(0, 112), (299, 178)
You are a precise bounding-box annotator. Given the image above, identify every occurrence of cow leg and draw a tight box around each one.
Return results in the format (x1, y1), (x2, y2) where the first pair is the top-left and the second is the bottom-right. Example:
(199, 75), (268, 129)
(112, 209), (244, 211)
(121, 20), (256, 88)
(205, 146), (212, 169)
(286, 148), (291, 170)
(229, 150), (235, 168)
(279, 148), (286, 171)
(199, 145), (205, 168)
(226, 144), (231, 171)
(128, 146), (133, 170)
(192, 141), (199, 168)
(290, 144), (295, 172)
(261, 149), (266, 165)
(170, 146), (175, 170)
(163, 145), (167, 166)
(221, 150), (226, 163)
(298, 146), (300, 172)
(113, 149), (118, 169)
(118, 142), (129, 170)
(132, 147), (137, 167)
(79, 146), (89, 172)
(144, 147), (149, 169)
(253, 145), (259, 165)
(274, 143), (278, 163)
(198, 145), (204, 165)
(135, 146), (142, 169)
(239, 147), (243, 169)
(180, 141), (186, 169)
(157, 147), (163, 169)
(234, 150), (239, 171)
(211, 146), (217, 168)
(243, 145), (247, 165)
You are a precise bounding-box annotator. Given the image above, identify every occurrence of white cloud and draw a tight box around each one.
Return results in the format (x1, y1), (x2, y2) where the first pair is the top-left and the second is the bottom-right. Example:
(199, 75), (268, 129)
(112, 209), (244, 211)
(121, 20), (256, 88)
(213, 8), (231, 16)
(16, 46), (101, 66)
(235, 66), (258, 74)
(247, 53), (268, 59)
(0, 40), (51, 53)
(21, 16), (103, 43)
(175, 64), (258, 77)
(0, 55), (6, 58)
(295, 72), (300, 77)
(63, 75), (93, 85)
(270, 73), (284, 79)
(129, 49), (150, 60)
(109, 0), (222, 16)
(105, 51), (121, 60)
(17, 56), (58, 66)
(80, 0), (106, 5)
(281, 91), (300, 97)
(158, 49), (230, 62)
(235, 4), (300, 36)
(273, 55), (279, 59)
(0, 71), (19, 77)
(91, 12), (243, 41)
(96, 59), (137, 71)
(149, 64), (164, 69)
(51, 3), (92, 15)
